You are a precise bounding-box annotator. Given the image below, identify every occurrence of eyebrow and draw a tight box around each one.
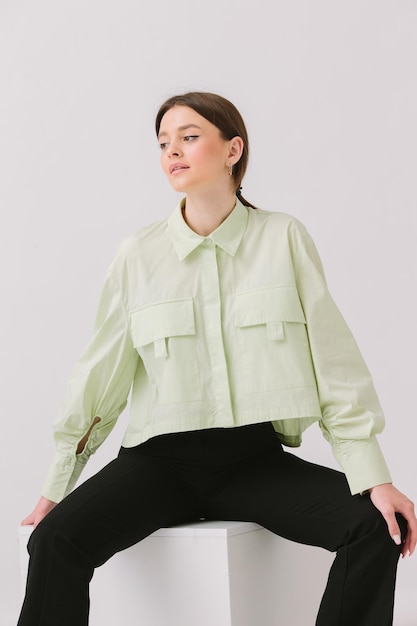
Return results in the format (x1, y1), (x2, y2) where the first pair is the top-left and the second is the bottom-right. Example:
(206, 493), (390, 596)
(158, 124), (202, 140)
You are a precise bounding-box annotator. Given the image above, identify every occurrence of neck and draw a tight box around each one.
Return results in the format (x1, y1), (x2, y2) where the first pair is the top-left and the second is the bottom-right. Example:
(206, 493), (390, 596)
(182, 189), (237, 236)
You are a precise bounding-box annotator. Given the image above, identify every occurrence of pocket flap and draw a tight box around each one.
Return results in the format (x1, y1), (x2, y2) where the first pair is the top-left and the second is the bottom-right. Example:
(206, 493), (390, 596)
(235, 286), (306, 327)
(130, 298), (196, 347)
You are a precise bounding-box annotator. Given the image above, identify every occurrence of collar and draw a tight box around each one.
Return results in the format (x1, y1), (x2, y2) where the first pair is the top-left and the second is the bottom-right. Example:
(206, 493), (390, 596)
(167, 198), (249, 261)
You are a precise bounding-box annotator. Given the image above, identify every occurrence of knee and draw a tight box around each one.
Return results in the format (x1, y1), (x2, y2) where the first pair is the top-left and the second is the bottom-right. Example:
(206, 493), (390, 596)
(346, 495), (389, 545)
(348, 497), (405, 557)
(27, 512), (60, 559)
(27, 497), (77, 560)
(358, 500), (407, 542)
(28, 508), (93, 573)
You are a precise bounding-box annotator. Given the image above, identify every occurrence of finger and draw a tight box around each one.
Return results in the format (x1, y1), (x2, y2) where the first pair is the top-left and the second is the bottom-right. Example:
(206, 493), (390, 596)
(397, 516), (417, 558)
(409, 520), (417, 555)
(404, 521), (417, 557)
(32, 509), (50, 527)
(32, 512), (45, 528)
(379, 509), (402, 546)
(401, 528), (413, 558)
(397, 511), (417, 558)
(388, 519), (401, 545)
(401, 534), (409, 558)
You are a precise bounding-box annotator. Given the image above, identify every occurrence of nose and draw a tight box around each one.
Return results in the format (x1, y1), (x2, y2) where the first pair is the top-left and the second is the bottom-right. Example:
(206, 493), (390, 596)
(167, 138), (182, 157)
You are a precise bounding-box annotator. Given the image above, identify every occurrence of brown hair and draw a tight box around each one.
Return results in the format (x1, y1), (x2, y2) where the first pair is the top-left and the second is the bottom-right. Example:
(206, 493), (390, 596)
(155, 92), (258, 209)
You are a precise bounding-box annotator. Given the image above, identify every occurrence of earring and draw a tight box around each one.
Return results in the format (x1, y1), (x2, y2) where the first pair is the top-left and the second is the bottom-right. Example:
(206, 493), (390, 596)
(228, 163), (233, 176)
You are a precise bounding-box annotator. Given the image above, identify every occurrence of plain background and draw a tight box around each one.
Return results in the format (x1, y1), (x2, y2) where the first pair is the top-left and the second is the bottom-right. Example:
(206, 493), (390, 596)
(1, 0), (416, 623)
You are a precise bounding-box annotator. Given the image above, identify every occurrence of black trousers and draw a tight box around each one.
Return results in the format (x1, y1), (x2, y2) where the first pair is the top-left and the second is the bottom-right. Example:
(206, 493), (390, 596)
(18, 423), (404, 626)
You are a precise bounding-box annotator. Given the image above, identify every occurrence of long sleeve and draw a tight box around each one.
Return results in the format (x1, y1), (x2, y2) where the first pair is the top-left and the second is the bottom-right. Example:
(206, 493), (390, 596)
(288, 220), (392, 494)
(42, 271), (139, 502)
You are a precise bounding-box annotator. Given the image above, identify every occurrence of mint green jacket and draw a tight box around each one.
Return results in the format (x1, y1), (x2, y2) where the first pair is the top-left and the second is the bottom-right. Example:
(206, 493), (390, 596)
(42, 200), (391, 502)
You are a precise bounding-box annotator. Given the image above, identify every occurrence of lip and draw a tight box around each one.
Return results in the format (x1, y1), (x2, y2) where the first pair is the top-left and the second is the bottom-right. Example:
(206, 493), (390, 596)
(169, 163), (189, 175)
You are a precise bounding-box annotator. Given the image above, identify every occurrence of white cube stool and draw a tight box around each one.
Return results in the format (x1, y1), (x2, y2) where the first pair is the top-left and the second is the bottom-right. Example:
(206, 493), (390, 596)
(19, 520), (331, 625)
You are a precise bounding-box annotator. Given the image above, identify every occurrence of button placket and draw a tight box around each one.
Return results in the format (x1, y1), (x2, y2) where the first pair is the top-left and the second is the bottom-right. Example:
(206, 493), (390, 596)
(200, 243), (234, 424)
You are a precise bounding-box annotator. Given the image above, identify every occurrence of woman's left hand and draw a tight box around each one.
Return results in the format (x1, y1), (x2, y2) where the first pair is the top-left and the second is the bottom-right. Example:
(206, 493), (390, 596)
(369, 483), (417, 558)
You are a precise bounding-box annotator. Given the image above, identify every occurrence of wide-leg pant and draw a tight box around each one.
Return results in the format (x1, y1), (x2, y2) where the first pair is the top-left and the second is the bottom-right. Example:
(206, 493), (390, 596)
(17, 423), (405, 626)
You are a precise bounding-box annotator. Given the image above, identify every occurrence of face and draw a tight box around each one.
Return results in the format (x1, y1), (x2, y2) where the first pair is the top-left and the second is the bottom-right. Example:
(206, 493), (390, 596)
(158, 105), (240, 195)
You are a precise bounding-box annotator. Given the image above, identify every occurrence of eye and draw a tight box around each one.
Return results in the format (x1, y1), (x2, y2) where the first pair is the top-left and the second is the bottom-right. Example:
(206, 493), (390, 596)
(159, 142), (168, 150)
(183, 135), (199, 142)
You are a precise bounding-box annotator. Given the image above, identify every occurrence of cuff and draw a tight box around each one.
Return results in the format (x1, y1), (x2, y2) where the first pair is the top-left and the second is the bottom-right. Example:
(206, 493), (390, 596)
(41, 450), (90, 503)
(332, 436), (392, 495)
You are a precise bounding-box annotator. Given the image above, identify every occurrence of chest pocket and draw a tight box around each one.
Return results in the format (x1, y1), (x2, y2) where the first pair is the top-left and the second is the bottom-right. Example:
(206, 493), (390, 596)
(130, 298), (201, 404)
(235, 286), (316, 393)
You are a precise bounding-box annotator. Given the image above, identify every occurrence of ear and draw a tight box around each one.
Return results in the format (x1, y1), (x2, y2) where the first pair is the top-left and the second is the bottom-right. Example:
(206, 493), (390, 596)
(228, 136), (244, 165)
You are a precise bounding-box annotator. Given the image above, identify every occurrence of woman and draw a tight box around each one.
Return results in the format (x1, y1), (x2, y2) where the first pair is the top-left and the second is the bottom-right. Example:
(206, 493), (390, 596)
(18, 92), (416, 625)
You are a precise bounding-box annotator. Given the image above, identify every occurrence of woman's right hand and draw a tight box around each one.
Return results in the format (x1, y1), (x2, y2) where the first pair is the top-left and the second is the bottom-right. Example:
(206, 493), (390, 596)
(21, 496), (57, 528)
